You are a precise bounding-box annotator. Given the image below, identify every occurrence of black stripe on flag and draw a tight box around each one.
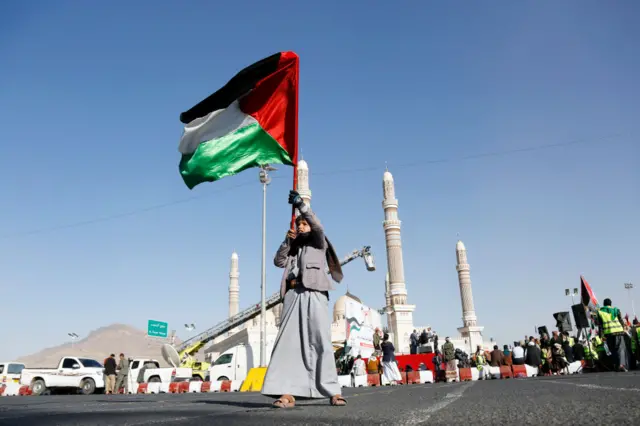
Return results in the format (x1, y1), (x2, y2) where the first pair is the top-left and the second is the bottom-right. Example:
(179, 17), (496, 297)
(179, 53), (282, 124)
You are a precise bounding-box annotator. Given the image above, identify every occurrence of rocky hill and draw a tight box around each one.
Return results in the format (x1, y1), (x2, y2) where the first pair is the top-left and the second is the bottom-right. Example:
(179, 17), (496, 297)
(16, 324), (181, 367)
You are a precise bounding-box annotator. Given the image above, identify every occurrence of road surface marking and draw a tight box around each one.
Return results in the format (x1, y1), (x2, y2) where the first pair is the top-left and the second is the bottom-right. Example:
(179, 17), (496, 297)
(125, 416), (191, 425)
(402, 382), (474, 425)
(547, 380), (640, 392)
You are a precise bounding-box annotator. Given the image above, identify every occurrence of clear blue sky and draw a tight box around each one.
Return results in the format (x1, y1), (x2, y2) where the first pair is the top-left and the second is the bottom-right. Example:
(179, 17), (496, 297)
(1, 1), (638, 360)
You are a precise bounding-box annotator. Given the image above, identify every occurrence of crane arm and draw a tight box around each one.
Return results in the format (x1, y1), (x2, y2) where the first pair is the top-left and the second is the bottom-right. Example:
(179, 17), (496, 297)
(174, 246), (375, 353)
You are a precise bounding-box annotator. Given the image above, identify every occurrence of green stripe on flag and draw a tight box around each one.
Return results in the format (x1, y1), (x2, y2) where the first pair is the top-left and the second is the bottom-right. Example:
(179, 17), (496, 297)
(179, 122), (293, 189)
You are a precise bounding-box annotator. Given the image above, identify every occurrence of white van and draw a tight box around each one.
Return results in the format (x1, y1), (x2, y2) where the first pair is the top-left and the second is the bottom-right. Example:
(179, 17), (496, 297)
(207, 343), (273, 382)
(0, 362), (25, 385)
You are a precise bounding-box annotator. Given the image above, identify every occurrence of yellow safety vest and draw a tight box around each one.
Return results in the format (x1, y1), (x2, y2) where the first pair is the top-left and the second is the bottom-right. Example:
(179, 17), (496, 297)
(568, 337), (575, 347)
(598, 308), (624, 335)
(631, 327), (640, 352)
(584, 344), (598, 360)
(476, 354), (485, 365)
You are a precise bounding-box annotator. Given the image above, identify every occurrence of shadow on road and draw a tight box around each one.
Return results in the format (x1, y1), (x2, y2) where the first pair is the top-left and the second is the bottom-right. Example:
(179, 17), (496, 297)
(192, 399), (270, 409)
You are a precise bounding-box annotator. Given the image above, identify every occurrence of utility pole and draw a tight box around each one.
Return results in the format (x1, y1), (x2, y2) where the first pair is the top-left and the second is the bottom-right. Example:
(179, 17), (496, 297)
(259, 165), (276, 367)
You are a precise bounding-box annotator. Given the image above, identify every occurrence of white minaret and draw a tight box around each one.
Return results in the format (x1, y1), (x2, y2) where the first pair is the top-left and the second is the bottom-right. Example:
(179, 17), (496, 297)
(455, 240), (484, 353)
(382, 169), (415, 353)
(384, 272), (391, 310)
(229, 252), (239, 318)
(296, 159), (311, 208)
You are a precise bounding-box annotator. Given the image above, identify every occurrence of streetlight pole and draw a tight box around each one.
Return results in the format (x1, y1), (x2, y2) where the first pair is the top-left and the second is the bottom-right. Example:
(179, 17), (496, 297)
(184, 323), (196, 338)
(625, 282), (635, 318)
(565, 288), (578, 305)
(259, 165), (276, 367)
(68, 333), (78, 349)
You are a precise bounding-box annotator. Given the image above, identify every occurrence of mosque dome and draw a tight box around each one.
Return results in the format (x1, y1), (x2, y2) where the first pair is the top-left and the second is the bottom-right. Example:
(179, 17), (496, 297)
(332, 291), (362, 323)
(383, 170), (393, 182)
(297, 159), (308, 170)
(456, 240), (466, 251)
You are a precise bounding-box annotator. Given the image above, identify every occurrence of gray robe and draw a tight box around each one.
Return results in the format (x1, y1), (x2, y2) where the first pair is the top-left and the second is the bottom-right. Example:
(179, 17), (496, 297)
(262, 203), (341, 399)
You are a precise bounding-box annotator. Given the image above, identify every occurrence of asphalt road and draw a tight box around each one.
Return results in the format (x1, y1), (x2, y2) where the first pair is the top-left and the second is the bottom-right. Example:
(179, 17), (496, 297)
(2, 372), (640, 425)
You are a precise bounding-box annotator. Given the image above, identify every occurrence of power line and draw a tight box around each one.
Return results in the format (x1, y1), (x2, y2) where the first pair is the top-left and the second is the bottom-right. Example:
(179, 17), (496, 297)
(0, 133), (625, 240)
(310, 133), (623, 176)
(0, 180), (256, 240)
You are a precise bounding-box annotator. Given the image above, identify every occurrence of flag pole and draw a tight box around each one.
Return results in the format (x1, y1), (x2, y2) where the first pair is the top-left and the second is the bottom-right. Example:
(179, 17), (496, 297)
(291, 166), (298, 229)
(290, 56), (300, 230)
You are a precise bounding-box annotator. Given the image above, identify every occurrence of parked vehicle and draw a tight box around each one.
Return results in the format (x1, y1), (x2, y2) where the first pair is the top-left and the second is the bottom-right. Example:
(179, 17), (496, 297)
(119, 358), (161, 392)
(207, 342), (274, 382)
(143, 365), (192, 384)
(0, 361), (25, 385)
(20, 356), (104, 395)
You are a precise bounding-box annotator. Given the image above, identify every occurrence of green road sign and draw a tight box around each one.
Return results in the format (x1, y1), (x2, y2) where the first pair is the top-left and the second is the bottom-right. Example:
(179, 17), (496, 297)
(147, 320), (168, 338)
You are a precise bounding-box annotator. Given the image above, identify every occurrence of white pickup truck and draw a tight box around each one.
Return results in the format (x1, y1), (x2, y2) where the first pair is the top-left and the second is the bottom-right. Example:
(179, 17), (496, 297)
(20, 356), (105, 395)
(143, 365), (192, 383)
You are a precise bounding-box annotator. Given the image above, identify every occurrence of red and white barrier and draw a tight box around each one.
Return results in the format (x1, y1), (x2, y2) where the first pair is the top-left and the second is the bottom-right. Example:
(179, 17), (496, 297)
(418, 370), (434, 383)
(567, 361), (582, 375)
(406, 371), (421, 384)
(380, 374), (402, 386)
(134, 380), (243, 394)
(188, 381), (203, 393)
(524, 365), (539, 377)
(3, 362), (586, 397)
(499, 366), (513, 379)
(18, 385), (32, 396)
(219, 380), (242, 392)
(136, 382), (168, 394)
(512, 365), (528, 378)
(487, 366), (501, 379)
(354, 375), (368, 387)
(338, 375), (352, 388)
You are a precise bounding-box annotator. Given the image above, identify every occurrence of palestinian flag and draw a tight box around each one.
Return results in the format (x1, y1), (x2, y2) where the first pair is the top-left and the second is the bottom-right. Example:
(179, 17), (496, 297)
(580, 275), (599, 311)
(178, 52), (299, 189)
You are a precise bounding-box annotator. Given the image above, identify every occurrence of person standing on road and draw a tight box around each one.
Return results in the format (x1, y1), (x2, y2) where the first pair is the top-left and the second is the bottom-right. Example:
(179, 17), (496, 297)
(351, 355), (366, 377)
(262, 190), (346, 408)
(525, 340), (542, 371)
(366, 355), (381, 375)
(104, 354), (117, 394)
(512, 342), (525, 365)
(502, 345), (513, 366)
(381, 333), (402, 384)
(432, 350), (443, 382)
(490, 345), (504, 367)
(373, 328), (382, 357)
(631, 319), (640, 366)
(410, 330), (418, 355)
(598, 298), (629, 372)
(115, 354), (129, 394)
(442, 337), (456, 382)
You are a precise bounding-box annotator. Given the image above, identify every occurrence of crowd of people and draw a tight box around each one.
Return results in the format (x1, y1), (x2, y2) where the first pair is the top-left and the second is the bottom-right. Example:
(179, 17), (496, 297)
(337, 297), (639, 384)
(338, 329), (405, 384)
